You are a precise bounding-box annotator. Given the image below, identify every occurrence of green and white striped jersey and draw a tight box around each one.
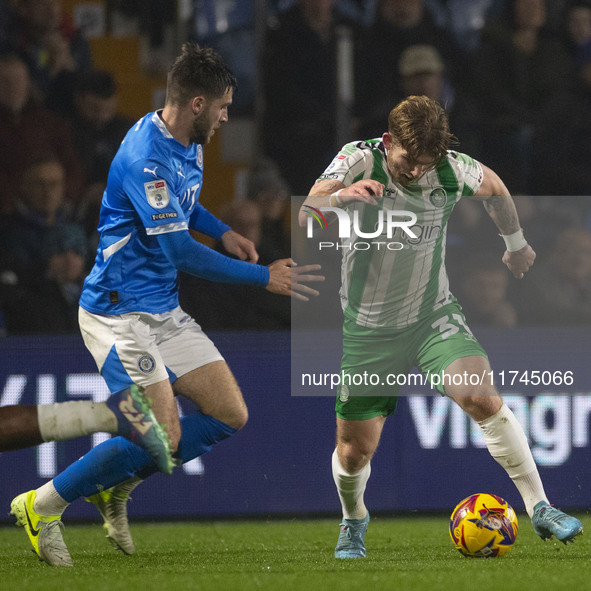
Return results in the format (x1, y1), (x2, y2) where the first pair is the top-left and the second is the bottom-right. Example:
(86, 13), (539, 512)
(318, 139), (484, 329)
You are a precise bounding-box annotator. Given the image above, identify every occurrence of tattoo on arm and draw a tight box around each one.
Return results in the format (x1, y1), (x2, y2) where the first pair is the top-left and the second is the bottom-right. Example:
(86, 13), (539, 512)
(300, 179), (345, 226)
(310, 180), (342, 196)
(482, 195), (520, 234)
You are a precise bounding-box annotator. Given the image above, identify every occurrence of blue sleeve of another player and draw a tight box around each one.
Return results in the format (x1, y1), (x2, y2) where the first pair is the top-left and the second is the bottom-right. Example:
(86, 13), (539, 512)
(123, 160), (188, 231)
(189, 203), (231, 239)
(157, 230), (269, 286)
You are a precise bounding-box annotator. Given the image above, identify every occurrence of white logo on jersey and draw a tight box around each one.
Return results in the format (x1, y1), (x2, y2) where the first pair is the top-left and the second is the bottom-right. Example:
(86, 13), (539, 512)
(180, 183), (200, 208)
(197, 145), (203, 167)
(144, 166), (158, 176)
(144, 180), (170, 209)
(177, 165), (185, 178)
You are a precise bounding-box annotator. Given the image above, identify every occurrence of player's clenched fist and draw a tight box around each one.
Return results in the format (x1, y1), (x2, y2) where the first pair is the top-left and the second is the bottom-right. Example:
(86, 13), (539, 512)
(502, 244), (536, 279)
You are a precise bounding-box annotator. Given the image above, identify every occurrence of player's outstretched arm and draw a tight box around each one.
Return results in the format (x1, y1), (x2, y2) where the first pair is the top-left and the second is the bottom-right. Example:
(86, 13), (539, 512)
(266, 258), (325, 301)
(189, 204), (259, 263)
(471, 163), (536, 279)
(298, 179), (385, 227)
(158, 231), (324, 296)
(221, 230), (259, 263)
(158, 230), (269, 285)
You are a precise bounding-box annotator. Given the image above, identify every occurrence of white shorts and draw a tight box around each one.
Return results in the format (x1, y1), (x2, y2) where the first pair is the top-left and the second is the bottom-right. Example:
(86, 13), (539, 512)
(79, 306), (224, 393)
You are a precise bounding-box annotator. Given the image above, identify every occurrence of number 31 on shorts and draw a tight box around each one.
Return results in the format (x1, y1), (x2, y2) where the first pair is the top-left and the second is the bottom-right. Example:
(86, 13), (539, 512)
(431, 313), (476, 341)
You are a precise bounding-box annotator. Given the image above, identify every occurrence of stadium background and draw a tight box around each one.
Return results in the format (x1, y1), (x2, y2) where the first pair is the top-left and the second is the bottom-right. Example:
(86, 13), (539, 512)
(1, 328), (590, 519)
(1, 0), (590, 520)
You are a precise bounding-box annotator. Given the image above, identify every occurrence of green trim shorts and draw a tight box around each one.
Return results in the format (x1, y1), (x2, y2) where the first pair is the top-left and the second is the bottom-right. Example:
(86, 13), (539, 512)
(335, 301), (487, 420)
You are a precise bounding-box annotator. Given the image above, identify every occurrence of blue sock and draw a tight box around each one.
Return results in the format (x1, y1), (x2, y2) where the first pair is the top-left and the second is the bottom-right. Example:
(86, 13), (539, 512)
(53, 436), (148, 502)
(53, 414), (237, 501)
(137, 413), (237, 478)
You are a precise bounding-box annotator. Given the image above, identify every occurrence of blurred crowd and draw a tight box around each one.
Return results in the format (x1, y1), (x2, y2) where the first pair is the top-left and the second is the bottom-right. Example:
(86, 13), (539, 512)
(0, 0), (590, 335)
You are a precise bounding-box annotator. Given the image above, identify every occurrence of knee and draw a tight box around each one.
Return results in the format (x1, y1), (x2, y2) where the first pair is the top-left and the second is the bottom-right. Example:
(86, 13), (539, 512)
(454, 394), (502, 422)
(337, 441), (373, 473)
(223, 405), (249, 431)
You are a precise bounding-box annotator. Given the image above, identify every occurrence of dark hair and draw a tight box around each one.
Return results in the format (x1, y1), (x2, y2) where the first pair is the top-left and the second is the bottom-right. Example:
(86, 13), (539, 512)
(388, 95), (456, 164)
(74, 70), (117, 98)
(165, 43), (237, 106)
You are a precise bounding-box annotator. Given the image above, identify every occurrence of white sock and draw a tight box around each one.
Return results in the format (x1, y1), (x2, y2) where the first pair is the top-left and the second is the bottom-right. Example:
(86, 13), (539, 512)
(478, 403), (549, 517)
(37, 401), (117, 442)
(34, 481), (70, 516)
(332, 448), (370, 520)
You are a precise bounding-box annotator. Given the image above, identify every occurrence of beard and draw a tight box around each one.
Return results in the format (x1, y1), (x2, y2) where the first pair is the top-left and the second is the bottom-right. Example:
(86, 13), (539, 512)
(189, 110), (212, 145)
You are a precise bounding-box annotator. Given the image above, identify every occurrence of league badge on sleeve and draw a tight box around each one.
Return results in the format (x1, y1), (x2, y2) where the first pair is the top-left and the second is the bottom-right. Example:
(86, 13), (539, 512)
(144, 180), (170, 209)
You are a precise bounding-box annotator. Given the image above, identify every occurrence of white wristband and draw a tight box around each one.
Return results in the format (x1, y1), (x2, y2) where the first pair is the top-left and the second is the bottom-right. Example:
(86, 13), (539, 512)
(329, 188), (344, 207)
(501, 228), (527, 252)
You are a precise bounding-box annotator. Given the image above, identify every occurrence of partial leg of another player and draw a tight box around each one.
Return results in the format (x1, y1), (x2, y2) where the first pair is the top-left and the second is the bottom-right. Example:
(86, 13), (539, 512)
(10, 378), (178, 566)
(333, 415), (385, 558)
(0, 385), (174, 473)
(11, 361), (246, 565)
(446, 355), (583, 544)
(86, 477), (141, 555)
(87, 360), (248, 555)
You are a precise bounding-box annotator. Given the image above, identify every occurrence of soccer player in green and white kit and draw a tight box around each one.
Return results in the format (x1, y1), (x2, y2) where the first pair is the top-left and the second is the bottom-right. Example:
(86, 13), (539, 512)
(299, 95), (582, 558)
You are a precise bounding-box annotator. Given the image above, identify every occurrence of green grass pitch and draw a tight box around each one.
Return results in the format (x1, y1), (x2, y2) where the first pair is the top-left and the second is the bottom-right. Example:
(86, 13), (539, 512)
(0, 514), (588, 591)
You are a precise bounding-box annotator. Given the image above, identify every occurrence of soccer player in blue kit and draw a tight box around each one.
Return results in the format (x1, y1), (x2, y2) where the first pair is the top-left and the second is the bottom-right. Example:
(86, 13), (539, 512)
(9, 43), (323, 566)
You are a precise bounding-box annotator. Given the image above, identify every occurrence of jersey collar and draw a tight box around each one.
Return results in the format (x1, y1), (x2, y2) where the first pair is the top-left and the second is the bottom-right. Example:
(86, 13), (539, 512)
(152, 110), (174, 139)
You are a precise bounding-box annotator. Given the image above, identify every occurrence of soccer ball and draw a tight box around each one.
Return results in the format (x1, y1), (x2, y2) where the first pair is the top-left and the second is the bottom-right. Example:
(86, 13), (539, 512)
(449, 493), (518, 558)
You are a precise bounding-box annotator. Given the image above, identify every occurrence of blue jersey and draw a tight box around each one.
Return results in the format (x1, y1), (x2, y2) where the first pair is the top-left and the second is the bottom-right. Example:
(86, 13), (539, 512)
(80, 111), (214, 315)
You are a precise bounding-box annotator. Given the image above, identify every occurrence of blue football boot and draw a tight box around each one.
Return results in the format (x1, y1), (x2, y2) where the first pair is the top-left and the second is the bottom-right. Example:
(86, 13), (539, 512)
(335, 513), (370, 558)
(531, 501), (583, 543)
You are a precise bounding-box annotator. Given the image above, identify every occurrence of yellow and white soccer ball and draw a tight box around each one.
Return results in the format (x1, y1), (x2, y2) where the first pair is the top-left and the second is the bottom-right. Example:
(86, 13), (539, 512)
(449, 493), (518, 558)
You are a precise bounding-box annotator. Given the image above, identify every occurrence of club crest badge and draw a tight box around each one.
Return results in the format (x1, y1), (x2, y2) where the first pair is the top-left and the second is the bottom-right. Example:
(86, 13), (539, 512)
(429, 187), (447, 208)
(138, 354), (156, 373)
(339, 383), (350, 403)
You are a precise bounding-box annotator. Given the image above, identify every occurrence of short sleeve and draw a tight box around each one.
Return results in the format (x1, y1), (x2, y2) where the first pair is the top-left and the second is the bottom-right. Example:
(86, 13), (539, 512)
(122, 160), (188, 235)
(453, 152), (484, 197)
(316, 142), (372, 186)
